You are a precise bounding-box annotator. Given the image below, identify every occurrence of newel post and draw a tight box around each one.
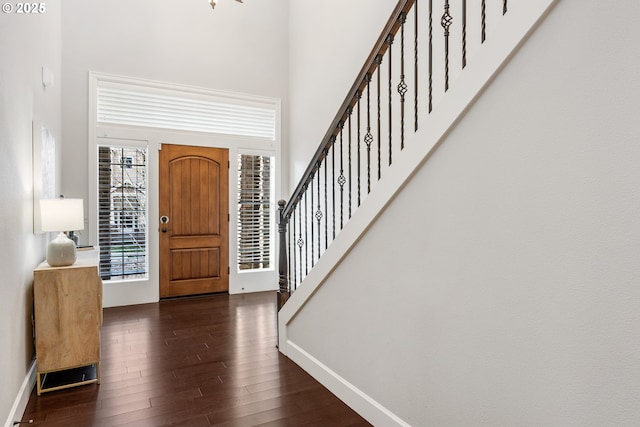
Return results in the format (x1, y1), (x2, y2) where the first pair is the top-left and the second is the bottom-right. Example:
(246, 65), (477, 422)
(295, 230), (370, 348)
(277, 199), (289, 311)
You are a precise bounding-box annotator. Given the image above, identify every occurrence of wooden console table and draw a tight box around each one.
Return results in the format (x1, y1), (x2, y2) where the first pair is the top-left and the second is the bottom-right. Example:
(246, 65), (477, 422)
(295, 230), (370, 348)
(33, 247), (102, 395)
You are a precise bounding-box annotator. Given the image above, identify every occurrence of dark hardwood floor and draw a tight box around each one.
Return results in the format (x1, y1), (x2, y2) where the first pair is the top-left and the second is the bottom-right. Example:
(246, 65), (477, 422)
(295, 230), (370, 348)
(21, 291), (371, 427)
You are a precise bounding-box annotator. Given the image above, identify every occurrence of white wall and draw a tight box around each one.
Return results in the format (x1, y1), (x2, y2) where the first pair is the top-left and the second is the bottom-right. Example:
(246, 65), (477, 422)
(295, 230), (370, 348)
(61, 0), (289, 208)
(62, 0), (288, 207)
(61, 0), (289, 301)
(288, 0), (396, 192)
(287, 0), (640, 425)
(0, 5), (62, 425)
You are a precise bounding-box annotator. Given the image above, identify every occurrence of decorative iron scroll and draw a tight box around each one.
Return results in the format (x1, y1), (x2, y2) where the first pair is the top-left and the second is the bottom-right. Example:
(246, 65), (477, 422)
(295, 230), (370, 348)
(398, 12), (408, 150)
(441, 0), (453, 91)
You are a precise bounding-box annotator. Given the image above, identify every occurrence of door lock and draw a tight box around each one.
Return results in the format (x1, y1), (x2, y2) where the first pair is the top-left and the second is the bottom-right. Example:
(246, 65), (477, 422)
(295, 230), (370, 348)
(160, 216), (169, 233)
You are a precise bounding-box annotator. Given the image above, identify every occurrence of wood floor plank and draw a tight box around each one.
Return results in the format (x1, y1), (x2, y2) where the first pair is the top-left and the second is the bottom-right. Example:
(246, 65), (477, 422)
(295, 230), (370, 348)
(21, 292), (372, 426)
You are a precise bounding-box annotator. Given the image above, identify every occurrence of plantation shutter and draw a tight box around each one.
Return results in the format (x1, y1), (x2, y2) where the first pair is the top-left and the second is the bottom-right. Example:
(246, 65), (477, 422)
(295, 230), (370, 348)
(237, 155), (272, 270)
(97, 85), (276, 140)
(98, 146), (148, 280)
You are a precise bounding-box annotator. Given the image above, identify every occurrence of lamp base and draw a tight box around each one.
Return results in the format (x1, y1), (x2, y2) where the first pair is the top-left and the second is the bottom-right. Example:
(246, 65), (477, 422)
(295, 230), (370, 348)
(47, 232), (77, 267)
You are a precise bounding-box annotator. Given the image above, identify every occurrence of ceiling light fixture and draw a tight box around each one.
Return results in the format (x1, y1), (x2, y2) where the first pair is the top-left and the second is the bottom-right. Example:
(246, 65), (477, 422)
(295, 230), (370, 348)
(209, 0), (243, 9)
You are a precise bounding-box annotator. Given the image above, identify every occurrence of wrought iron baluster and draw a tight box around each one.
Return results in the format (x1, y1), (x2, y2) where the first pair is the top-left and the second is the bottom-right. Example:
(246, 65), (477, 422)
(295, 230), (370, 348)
(287, 210), (291, 291)
(398, 12), (408, 150)
(304, 191), (309, 275)
(331, 135), (336, 240)
(309, 179), (314, 267)
(316, 161), (322, 257)
(356, 91), (362, 206)
(414, 0), (419, 132)
(338, 123), (345, 230)
(347, 107), (353, 219)
(365, 73), (373, 194)
(387, 34), (394, 166)
(481, 0), (486, 43)
(442, 0), (453, 92)
(324, 150), (328, 250)
(292, 205), (297, 290)
(297, 200), (303, 283)
(376, 55), (382, 181)
(428, 0), (433, 113)
(462, 0), (467, 69)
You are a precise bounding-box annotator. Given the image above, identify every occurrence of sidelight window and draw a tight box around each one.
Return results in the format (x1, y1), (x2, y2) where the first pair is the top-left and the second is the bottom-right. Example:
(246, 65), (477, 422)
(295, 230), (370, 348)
(97, 146), (148, 280)
(237, 154), (274, 271)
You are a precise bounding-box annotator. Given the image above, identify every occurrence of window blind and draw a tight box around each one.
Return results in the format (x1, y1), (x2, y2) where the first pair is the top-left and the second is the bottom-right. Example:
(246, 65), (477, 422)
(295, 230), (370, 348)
(237, 155), (272, 271)
(97, 86), (276, 140)
(98, 146), (148, 280)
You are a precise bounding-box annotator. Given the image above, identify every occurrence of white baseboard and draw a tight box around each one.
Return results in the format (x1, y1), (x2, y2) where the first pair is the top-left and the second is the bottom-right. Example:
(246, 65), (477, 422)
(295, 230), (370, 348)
(287, 341), (411, 427)
(3, 360), (36, 427)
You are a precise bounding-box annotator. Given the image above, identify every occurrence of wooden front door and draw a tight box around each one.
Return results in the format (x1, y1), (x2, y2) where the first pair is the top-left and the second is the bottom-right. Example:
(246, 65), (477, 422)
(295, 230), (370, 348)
(159, 144), (229, 298)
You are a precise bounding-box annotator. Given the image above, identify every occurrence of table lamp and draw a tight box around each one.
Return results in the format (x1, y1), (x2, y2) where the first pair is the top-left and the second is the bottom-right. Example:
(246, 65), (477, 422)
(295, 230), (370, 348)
(39, 198), (84, 267)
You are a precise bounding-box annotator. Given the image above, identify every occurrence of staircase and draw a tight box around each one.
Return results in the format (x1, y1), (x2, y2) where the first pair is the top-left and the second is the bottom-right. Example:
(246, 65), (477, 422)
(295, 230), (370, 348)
(278, 0), (557, 425)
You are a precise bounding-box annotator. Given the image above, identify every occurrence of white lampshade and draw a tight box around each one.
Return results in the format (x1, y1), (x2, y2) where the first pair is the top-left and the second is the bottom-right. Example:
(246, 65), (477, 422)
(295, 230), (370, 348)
(39, 199), (84, 233)
(39, 199), (84, 267)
